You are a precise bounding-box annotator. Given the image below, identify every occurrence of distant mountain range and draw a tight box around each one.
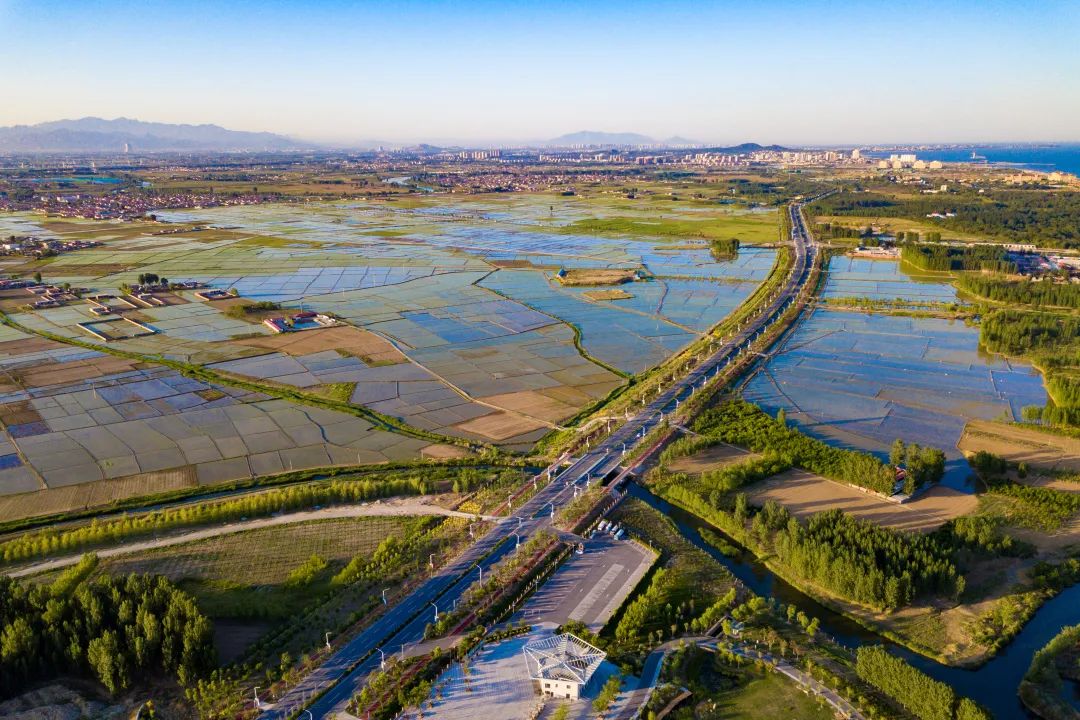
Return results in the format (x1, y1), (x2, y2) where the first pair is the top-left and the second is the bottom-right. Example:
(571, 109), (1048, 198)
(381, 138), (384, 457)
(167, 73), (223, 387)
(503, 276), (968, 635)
(0, 117), (312, 153)
(544, 130), (705, 147)
(541, 131), (785, 151)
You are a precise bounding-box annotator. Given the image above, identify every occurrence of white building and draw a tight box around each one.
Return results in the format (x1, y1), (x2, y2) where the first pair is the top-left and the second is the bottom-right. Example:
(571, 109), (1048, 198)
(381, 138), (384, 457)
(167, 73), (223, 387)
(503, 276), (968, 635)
(522, 633), (606, 700)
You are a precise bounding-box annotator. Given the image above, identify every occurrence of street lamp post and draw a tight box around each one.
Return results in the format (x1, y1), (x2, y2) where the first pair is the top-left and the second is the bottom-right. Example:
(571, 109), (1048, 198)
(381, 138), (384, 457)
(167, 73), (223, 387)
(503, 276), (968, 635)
(253, 687), (261, 710)
(382, 588), (389, 605)
(431, 602), (439, 623)
(325, 631), (332, 651)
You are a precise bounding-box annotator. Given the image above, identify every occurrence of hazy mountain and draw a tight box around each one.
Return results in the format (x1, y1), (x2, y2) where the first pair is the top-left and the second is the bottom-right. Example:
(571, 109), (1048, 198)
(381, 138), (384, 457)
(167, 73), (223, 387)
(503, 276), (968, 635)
(0, 117), (314, 152)
(544, 131), (660, 147)
(701, 142), (788, 153)
(663, 136), (704, 147)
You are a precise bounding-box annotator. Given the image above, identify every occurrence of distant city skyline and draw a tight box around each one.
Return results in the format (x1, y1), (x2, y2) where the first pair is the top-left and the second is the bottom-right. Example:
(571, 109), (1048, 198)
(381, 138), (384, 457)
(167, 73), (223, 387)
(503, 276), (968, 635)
(2, 0), (1079, 146)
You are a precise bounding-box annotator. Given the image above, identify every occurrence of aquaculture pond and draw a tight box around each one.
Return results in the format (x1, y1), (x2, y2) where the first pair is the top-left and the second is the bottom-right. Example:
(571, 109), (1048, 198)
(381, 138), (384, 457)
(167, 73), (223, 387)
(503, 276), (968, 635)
(743, 307), (1045, 490)
(629, 483), (1079, 718)
(822, 256), (958, 302)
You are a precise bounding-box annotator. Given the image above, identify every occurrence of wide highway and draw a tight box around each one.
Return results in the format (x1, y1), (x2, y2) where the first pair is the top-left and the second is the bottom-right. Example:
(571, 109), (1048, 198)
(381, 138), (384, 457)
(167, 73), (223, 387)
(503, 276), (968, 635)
(263, 200), (819, 718)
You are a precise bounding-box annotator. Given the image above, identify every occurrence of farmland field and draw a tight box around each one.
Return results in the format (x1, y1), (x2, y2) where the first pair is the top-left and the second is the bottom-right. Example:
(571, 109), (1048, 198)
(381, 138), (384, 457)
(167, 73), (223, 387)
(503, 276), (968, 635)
(0, 195), (779, 512)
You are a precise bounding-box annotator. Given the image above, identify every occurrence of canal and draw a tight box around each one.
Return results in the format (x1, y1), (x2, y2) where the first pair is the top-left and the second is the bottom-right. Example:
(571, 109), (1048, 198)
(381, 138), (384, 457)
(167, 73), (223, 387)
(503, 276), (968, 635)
(626, 482), (1080, 718)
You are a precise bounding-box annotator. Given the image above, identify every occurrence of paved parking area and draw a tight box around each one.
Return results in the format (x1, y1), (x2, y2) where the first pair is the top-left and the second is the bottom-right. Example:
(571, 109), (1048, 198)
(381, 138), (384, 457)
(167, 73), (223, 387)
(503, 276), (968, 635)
(514, 534), (657, 631)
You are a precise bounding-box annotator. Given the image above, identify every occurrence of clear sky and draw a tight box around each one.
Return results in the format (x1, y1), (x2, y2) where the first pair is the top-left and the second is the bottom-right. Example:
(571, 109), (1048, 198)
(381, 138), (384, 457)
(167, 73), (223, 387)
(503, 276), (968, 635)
(2, 0), (1078, 146)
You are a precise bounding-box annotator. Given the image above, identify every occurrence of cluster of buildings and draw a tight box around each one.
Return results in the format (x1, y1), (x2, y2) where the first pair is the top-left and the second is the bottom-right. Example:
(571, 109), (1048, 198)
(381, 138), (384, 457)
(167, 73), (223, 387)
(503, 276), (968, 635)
(1013, 251), (1080, 280)
(18, 281), (84, 309)
(0, 235), (100, 257)
(414, 169), (618, 193)
(1, 190), (276, 220)
(262, 311), (339, 334)
(876, 154), (945, 171)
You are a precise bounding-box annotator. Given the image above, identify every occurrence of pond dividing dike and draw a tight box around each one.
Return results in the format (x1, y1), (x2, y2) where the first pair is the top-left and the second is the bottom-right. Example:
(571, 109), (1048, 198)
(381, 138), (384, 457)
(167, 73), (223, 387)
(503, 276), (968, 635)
(626, 483), (1080, 718)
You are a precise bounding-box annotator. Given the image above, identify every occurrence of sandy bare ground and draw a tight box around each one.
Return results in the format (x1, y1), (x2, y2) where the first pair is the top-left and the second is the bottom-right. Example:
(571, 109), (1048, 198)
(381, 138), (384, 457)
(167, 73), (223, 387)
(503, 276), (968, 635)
(748, 469), (979, 533)
(232, 325), (406, 365)
(5, 497), (499, 579)
(454, 411), (547, 441)
(666, 443), (755, 475)
(959, 419), (1080, 472)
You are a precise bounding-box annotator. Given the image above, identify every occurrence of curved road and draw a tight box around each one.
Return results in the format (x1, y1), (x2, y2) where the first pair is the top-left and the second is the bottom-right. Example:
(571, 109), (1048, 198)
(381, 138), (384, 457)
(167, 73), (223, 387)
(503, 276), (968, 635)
(6, 499), (499, 579)
(264, 201), (821, 719)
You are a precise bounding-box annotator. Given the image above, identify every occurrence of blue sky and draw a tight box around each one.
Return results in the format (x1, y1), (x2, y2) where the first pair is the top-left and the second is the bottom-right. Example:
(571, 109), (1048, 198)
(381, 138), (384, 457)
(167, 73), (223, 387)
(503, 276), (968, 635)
(1, 0), (1077, 145)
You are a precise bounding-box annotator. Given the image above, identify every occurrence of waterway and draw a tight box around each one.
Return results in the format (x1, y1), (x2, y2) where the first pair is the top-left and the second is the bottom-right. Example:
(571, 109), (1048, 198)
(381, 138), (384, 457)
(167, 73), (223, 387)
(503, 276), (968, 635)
(864, 144), (1080, 176)
(627, 482), (1080, 718)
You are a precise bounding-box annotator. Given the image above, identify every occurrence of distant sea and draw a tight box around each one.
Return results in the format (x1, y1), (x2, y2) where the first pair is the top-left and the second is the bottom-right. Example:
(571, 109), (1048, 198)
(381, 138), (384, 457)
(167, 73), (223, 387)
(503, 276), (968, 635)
(865, 144), (1080, 176)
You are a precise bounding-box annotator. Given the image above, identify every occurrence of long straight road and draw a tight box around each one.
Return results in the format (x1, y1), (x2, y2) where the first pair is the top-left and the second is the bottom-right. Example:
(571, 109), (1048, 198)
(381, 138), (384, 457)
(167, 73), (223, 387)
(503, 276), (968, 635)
(263, 201), (819, 719)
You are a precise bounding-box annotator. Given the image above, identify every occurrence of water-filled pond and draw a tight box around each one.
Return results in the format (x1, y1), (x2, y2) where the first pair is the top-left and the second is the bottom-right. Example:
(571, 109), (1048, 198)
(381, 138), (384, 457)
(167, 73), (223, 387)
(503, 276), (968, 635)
(743, 258), (1045, 490)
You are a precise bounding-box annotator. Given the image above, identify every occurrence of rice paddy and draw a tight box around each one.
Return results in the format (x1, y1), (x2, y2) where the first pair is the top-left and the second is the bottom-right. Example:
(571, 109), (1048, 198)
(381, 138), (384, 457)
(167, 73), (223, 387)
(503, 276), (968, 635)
(0, 195), (779, 506)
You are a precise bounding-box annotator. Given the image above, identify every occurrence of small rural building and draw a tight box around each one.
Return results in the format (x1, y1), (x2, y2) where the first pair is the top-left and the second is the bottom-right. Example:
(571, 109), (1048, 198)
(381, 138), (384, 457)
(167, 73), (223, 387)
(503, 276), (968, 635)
(522, 633), (606, 700)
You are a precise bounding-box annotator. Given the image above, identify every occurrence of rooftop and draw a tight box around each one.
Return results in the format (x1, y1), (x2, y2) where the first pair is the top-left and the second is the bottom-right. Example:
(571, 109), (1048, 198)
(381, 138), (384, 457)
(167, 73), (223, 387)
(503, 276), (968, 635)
(522, 633), (605, 686)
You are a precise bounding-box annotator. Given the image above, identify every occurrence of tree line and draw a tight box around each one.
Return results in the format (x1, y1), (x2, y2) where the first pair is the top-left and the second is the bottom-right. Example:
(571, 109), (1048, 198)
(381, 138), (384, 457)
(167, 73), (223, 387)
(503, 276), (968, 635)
(0, 475), (432, 565)
(901, 244), (1016, 273)
(959, 274), (1080, 309)
(0, 561), (215, 698)
(692, 400), (903, 495)
(856, 646), (991, 720)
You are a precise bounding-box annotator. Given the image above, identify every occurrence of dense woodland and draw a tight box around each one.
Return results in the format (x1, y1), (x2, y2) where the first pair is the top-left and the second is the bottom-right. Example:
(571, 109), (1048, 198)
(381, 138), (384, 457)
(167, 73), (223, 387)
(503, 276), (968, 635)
(811, 189), (1080, 247)
(763, 506), (961, 610)
(709, 236), (740, 260)
(856, 646), (990, 720)
(890, 440), (947, 493)
(978, 309), (1080, 427)
(958, 274), (1080, 309)
(0, 558), (216, 698)
(900, 244), (1016, 273)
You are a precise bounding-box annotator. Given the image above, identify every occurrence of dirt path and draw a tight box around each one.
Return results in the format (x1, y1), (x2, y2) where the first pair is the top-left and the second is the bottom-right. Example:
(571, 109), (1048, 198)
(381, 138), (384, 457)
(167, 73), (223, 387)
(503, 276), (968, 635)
(6, 499), (500, 579)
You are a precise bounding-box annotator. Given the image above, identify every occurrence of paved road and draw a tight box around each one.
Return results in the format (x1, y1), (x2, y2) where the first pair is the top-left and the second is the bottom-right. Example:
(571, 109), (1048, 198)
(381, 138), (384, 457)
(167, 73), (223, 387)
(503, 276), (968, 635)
(264, 201), (820, 718)
(6, 499), (499, 579)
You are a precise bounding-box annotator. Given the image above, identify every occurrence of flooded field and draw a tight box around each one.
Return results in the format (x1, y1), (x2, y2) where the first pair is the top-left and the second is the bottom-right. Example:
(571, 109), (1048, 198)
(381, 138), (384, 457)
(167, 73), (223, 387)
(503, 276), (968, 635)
(0, 196), (778, 508)
(822, 256), (958, 302)
(744, 257), (1045, 489)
